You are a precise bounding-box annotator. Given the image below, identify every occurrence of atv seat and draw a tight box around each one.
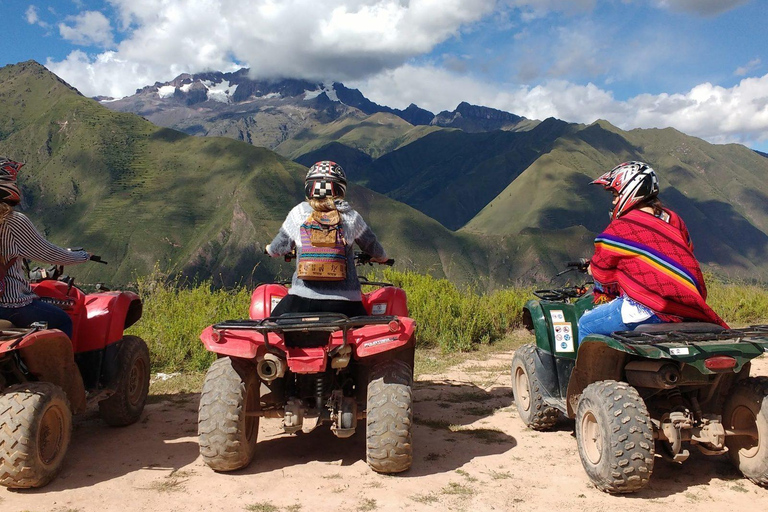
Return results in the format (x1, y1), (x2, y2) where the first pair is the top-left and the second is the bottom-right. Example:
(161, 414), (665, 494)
(633, 322), (725, 334)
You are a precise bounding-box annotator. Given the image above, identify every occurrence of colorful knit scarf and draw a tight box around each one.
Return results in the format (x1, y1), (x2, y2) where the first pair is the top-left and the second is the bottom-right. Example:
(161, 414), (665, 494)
(590, 208), (728, 327)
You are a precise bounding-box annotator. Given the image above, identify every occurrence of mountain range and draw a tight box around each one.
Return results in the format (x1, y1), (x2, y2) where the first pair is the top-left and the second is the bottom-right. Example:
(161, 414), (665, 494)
(2, 61), (768, 288)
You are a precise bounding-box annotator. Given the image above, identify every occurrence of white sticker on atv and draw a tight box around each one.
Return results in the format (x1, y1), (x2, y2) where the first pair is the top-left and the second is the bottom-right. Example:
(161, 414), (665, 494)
(371, 303), (387, 315)
(550, 310), (565, 323)
(270, 295), (282, 313)
(670, 347), (690, 356)
(553, 322), (574, 352)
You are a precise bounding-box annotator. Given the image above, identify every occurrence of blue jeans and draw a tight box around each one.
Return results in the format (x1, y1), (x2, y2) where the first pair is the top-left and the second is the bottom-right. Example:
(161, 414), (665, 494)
(577, 297), (662, 344)
(0, 299), (74, 339)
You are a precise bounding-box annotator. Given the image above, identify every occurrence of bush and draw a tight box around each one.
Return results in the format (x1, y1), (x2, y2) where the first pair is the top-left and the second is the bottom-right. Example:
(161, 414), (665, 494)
(126, 273), (251, 372)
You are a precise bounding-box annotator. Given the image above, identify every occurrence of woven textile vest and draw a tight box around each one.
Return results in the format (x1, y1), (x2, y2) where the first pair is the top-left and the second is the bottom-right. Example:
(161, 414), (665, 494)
(297, 210), (347, 281)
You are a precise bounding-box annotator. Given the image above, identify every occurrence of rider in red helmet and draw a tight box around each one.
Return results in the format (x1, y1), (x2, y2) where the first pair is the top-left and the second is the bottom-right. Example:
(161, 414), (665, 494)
(0, 157), (90, 338)
(578, 161), (727, 342)
(265, 160), (388, 317)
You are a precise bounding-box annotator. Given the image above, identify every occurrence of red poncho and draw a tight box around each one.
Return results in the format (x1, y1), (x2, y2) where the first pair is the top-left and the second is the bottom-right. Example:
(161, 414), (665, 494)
(590, 208), (728, 327)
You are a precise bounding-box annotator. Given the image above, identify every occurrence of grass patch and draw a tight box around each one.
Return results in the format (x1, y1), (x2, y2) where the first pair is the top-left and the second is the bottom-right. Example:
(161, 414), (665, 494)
(357, 498), (377, 511)
(441, 482), (475, 496)
(486, 470), (512, 480)
(246, 503), (279, 512)
(455, 469), (478, 482)
(410, 493), (439, 504)
(149, 372), (205, 395)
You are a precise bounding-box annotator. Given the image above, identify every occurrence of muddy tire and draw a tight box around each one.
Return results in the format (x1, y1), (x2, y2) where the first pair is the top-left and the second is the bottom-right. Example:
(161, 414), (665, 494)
(99, 336), (151, 426)
(511, 344), (559, 430)
(0, 382), (72, 488)
(575, 380), (654, 493)
(198, 357), (259, 472)
(723, 376), (768, 487)
(366, 359), (413, 473)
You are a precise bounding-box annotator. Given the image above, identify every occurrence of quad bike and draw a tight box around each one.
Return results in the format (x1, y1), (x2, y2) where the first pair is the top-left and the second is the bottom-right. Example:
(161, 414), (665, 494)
(198, 252), (416, 474)
(0, 256), (149, 489)
(513, 259), (768, 493)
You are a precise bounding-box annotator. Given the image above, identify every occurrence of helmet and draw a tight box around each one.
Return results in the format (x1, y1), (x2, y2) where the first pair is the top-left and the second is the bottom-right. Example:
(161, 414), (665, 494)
(0, 157), (23, 206)
(304, 160), (347, 199)
(591, 161), (659, 220)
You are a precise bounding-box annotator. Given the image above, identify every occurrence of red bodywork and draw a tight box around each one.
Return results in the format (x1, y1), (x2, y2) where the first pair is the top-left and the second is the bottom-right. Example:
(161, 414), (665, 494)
(202, 284), (416, 373)
(28, 280), (141, 353)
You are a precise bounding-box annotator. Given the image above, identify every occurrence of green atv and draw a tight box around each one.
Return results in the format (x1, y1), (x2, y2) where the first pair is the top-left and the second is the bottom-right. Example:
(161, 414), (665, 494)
(512, 260), (768, 493)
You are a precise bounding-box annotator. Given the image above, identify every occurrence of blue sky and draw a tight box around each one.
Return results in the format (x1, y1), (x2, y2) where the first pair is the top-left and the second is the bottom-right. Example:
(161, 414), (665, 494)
(2, 0), (767, 150)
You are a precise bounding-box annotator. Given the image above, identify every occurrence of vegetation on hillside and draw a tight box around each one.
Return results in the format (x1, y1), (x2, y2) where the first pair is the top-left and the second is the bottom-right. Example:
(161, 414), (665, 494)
(127, 269), (768, 373)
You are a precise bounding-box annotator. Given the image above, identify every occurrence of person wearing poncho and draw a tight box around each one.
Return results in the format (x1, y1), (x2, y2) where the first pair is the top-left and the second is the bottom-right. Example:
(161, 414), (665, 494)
(578, 161), (727, 343)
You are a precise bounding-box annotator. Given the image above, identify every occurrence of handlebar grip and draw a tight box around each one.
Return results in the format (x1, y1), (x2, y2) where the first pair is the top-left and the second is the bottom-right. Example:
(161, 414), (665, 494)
(89, 255), (108, 264)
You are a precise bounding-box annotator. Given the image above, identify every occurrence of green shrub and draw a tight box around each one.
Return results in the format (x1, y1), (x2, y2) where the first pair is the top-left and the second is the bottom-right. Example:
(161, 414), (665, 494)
(126, 273), (251, 372)
(126, 269), (768, 372)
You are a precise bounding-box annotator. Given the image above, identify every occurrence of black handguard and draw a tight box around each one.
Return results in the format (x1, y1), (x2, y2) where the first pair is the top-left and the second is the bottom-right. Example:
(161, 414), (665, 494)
(566, 258), (590, 273)
(89, 254), (108, 264)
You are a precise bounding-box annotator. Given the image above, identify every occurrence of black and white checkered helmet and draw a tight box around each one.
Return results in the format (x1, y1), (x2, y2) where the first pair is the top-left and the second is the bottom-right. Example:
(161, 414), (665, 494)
(304, 160), (347, 199)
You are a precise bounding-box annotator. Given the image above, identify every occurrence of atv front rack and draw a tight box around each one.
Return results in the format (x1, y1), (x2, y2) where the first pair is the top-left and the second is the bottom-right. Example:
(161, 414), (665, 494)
(213, 313), (401, 352)
(611, 324), (768, 346)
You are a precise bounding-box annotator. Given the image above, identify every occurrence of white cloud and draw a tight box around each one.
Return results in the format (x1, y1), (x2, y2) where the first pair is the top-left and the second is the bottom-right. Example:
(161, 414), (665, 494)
(735, 58), (761, 77)
(25, 5), (49, 28)
(58, 11), (114, 48)
(48, 0), (498, 98)
(354, 64), (768, 148)
(652, 0), (751, 16)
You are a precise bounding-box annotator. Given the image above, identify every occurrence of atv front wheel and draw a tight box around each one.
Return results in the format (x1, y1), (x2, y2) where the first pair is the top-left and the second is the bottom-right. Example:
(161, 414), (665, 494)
(0, 382), (72, 488)
(723, 376), (768, 487)
(99, 336), (151, 426)
(510, 344), (558, 430)
(198, 357), (260, 472)
(366, 359), (413, 473)
(575, 380), (654, 493)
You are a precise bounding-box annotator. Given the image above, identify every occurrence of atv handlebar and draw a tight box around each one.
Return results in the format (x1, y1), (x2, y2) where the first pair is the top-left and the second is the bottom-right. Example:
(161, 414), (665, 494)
(355, 252), (394, 266)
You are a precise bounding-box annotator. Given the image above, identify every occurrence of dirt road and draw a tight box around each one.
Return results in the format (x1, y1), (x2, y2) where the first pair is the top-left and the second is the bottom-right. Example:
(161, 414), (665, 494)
(2, 350), (767, 512)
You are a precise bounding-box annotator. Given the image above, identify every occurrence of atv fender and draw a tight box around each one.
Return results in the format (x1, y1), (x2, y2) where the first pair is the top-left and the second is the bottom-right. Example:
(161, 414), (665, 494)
(79, 291), (142, 352)
(17, 329), (87, 413)
(200, 325), (259, 360)
(565, 338), (630, 418)
(528, 345), (562, 404)
(354, 318), (416, 358)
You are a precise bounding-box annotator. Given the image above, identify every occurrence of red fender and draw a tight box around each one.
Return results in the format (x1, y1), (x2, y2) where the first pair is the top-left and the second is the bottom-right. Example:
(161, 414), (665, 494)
(250, 284), (288, 320)
(76, 291), (141, 352)
(353, 317), (417, 358)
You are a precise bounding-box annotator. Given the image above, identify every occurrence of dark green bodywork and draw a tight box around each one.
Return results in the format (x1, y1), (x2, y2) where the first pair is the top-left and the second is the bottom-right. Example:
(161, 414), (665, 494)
(522, 293), (768, 416)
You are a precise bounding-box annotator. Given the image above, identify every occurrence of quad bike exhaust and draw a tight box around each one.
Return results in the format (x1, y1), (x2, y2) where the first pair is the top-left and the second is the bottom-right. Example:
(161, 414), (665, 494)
(256, 353), (286, 382)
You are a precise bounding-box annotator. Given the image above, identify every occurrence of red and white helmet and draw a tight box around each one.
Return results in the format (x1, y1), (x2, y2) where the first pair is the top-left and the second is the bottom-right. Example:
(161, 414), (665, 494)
(592, 161), (659, 220)
(304, 160), (347, 199)
(0, 157), (23, 206)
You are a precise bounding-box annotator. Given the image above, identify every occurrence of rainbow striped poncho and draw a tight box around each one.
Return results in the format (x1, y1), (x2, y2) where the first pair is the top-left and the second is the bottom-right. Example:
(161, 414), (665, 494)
(590, 208), (728, 327)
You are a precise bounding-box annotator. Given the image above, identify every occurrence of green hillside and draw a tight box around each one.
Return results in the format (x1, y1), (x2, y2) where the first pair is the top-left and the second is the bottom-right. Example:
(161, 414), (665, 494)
(464, 120), (768, 279)
(275, 111), (441, 160)
(0, 61), (497, 287)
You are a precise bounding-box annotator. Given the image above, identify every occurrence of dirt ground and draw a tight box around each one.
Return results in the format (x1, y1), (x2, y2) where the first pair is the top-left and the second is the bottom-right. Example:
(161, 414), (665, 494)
(2, 350), (767, 512)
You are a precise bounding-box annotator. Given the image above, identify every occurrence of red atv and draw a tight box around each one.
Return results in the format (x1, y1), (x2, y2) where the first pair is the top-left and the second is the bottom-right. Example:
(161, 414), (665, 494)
(198, 253), (416, 474)
(0, 256), (149, 488)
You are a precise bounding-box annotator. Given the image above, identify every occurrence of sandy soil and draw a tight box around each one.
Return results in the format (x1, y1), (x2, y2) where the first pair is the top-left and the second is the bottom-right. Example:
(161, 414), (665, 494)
(2, 351), (767, 512)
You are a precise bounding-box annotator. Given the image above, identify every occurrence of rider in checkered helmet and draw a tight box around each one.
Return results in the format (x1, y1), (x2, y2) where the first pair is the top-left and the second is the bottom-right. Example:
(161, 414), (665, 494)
(265, 160), (388, 317)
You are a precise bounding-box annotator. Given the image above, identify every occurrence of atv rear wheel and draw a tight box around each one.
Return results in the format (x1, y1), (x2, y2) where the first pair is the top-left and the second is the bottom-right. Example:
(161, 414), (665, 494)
(99, 336), (151, 426)
(366, 359), (413, 473)
(723, 376), (768, 487)
(511, 344), (559, 430)
(198, 357), (260, 472)
(0, 382), (72, 488)
(575, 380), (654, 493)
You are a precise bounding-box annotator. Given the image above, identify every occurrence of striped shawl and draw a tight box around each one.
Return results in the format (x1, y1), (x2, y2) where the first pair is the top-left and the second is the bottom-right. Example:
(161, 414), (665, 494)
(591, 208), (728, 327)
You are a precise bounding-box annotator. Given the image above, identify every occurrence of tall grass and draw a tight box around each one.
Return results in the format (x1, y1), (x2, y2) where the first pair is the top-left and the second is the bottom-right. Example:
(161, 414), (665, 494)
(127, 273), (250, 372)
(127, 270), (768, 372)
